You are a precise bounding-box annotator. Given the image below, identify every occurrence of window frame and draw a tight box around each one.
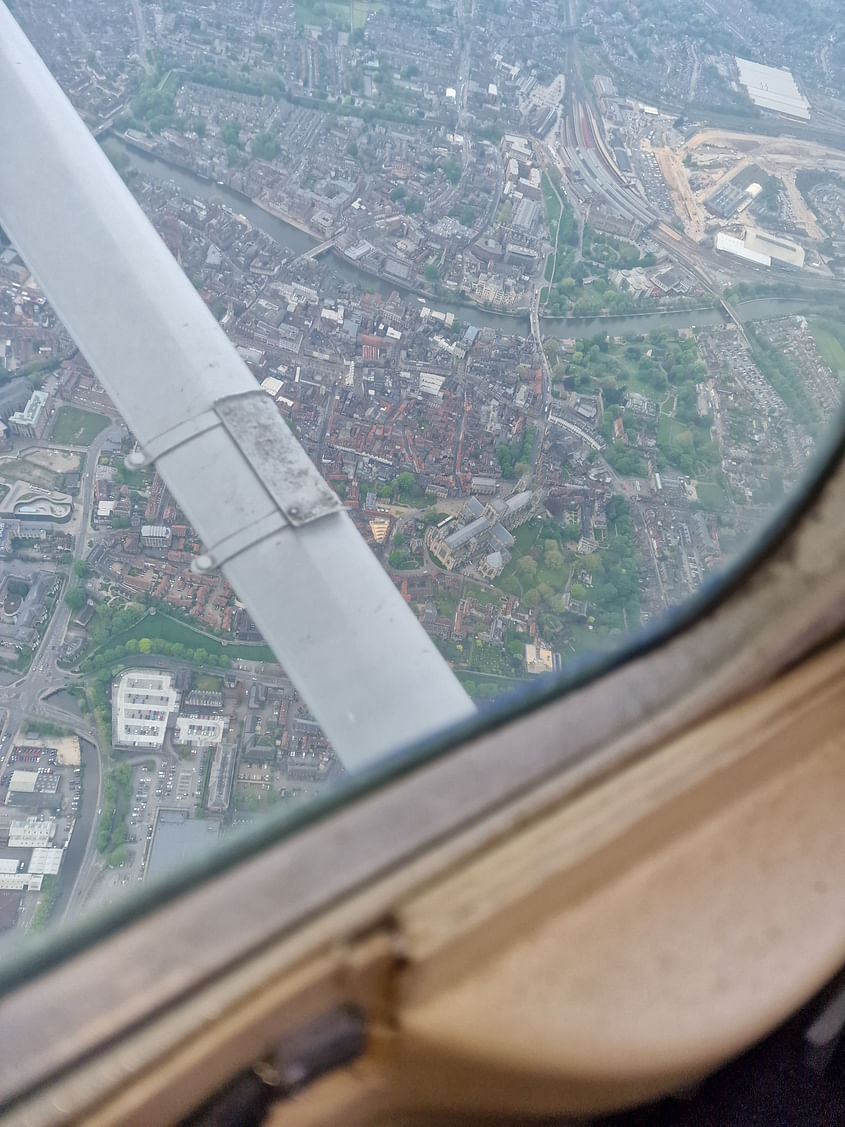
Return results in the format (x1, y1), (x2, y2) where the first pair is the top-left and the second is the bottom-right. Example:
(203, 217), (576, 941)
(1, 417), (845, 1121)
(3, 4), (845, 1121)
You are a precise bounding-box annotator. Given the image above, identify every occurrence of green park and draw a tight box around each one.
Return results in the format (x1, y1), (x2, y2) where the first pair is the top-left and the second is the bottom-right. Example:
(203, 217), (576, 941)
(51, 407), (111, 446)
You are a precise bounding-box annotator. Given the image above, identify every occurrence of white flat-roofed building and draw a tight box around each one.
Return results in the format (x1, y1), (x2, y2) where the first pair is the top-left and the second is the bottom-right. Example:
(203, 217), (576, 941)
(714, 231), (771, 267)
(0, 858), (21, 874)
(261, 376), (283, 397)
(419, 372), (446, 396)
(29, 846), (63, 874)
(113, 669), (180, 749)
(0, 872), (42, 890)
(8, 817), (55, 847)
(8, 770), (37, 794)
(735, 57), (810, 121)
(174, 716), (228, 747)
(140, 525), (172, 549)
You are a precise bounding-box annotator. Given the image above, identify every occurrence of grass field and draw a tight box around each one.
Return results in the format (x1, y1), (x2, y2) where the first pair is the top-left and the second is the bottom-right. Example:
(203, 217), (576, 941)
(194, 673), (224, 691)
(116, 613), (277, 663)
(809, 320), (845, 373)
(454, 669), (530, 694)
(0, 456), (60, 493)
(611, 355), (664, 399)
(295, 0), (382, 28)
(695, 482), (728, 511)
(51, 407), (110, 446)
(658, 414), (693, 447)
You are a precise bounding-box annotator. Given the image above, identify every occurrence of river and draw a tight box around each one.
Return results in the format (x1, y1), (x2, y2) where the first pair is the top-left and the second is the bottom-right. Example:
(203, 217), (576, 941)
(108, 137), (842, 339)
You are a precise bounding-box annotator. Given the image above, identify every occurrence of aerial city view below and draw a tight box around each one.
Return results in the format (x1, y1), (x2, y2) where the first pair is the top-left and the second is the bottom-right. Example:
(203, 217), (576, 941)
(0, 0), (844, 946)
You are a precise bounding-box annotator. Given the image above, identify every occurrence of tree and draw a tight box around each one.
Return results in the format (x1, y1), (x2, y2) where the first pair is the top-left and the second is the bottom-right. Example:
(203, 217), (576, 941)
(442, 158), (461, 185)
(220, 118), (241, 147)
(65, 588), (85, 611)
(251, 131), (280, 160)
(73, 560), (90, 578)
(138, 638), (152, 654)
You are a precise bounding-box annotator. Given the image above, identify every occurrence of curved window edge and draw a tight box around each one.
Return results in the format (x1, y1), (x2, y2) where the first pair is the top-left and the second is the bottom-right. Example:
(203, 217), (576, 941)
(0, 398), (844, 1119)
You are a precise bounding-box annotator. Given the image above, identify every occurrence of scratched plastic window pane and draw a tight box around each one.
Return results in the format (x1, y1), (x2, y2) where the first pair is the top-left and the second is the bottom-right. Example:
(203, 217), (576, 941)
(1, 0), (843, 952)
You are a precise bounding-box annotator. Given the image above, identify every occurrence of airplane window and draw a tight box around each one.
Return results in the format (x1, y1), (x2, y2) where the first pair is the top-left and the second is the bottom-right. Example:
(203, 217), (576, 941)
(0, 0), (843, 975)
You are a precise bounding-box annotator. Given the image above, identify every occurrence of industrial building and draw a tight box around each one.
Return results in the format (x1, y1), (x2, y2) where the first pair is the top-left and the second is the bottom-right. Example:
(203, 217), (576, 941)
(714, 228), (805, 270)
(705, 181), (748, 220)
(714, 231), (771, 267)
(735, 57), (810, 121)
(745, 227), (805, 269)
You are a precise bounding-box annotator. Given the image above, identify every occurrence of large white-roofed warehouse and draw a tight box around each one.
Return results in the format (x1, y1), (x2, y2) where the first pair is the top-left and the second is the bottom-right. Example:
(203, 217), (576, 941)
(735, 57), (810, 121)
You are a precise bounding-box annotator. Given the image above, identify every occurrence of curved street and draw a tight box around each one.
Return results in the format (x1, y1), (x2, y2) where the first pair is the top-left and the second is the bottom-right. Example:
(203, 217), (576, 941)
(0, 426), (117, 930)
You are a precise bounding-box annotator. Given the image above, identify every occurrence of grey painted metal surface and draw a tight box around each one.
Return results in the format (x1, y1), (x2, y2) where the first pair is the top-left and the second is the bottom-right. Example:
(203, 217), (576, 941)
(0, 5), (474, 769)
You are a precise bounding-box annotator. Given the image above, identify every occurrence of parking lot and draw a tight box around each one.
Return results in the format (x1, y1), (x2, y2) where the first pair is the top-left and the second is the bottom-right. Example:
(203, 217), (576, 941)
(76, 750), (205, 913)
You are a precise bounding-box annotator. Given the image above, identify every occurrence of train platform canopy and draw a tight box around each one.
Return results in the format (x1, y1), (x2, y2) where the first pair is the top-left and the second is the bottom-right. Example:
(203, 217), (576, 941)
(735, 57), (810, 121)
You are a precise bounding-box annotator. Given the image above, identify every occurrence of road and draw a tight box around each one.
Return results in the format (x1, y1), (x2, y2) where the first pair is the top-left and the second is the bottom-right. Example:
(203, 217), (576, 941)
(0, 427), (116, 744)
(0, 426), (118, 927)
(130, 0), (153, 73)
(529, 286), (551, 470)
(596, 455), (669, 612)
